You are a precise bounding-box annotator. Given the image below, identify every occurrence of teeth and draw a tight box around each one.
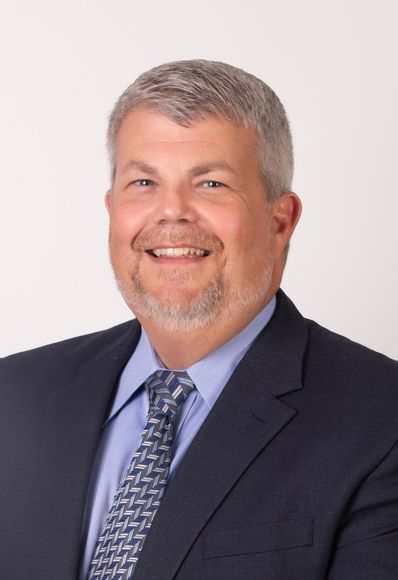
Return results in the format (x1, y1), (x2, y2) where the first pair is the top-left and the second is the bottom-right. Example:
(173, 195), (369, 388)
(152, 247), (207, 258)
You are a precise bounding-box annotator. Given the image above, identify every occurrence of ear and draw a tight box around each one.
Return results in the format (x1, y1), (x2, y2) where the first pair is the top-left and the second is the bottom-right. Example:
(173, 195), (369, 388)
(272, 192), (302, 254)
(105, 190), (112, 214)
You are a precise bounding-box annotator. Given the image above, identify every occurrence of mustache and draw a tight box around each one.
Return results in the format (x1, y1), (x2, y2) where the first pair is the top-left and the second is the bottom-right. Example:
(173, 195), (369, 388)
(132, 225), (224, 252)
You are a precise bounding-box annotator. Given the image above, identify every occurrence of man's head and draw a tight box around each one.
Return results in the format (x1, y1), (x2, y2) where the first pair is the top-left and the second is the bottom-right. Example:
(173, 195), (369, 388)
(105, 60), (301, 337)
(107, 60), (293, 202)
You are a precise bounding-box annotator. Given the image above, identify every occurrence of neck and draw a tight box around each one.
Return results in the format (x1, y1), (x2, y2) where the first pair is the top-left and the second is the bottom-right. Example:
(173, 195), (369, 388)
(137, 292), (276, 369)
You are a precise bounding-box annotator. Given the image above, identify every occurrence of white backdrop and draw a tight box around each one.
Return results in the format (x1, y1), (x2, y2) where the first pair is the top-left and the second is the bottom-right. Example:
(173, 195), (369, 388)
(1, 0), (397, 359)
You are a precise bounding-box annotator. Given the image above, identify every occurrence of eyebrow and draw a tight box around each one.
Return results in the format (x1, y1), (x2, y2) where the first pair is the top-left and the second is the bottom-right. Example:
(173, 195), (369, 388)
(121, 160), (239, 177)
(121, 160), (159, 175)
(190, 163), (239, 177)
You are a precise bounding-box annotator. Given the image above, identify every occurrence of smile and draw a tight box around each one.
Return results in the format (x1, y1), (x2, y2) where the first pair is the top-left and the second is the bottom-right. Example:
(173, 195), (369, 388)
(147, 247), (210, 258)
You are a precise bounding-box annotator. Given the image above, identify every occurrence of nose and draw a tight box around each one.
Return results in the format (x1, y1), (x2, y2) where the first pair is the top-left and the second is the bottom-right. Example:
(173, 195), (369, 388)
(155, 184), (198, 224)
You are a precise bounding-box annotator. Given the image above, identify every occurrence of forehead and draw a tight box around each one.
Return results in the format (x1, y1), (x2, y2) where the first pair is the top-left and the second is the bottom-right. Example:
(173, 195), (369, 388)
(114, 107), (260, 170)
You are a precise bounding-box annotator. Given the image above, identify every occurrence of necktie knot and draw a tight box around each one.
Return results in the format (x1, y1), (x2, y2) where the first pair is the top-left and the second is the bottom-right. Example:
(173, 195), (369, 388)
(145, 369), (195, 418)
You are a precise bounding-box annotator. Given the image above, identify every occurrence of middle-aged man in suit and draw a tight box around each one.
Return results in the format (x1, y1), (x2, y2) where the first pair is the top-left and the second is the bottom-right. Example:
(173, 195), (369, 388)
(1, 60), (397, 580)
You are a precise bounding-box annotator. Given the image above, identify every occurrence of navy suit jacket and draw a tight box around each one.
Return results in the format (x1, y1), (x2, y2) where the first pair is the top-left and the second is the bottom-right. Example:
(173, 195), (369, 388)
(1, 290), (398, 579)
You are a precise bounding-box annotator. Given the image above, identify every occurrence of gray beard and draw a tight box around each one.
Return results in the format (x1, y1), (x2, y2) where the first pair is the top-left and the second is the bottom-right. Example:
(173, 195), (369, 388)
(115, 258), (274, 334)
(116, 268), (225, 333)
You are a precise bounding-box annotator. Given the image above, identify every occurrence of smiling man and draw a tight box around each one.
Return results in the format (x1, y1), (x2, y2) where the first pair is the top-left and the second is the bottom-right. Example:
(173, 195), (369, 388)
(106, 108), (298, 368)
(1, 60), (398, 580)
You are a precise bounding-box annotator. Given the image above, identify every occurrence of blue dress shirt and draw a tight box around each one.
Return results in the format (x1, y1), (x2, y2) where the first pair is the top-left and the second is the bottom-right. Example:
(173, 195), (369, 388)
(80, 295), (276, 577)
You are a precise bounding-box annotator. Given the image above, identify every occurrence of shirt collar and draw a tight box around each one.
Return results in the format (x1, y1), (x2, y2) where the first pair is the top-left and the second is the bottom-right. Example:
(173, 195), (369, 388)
(107, 295), (276, 422)
(106, 327), (160, 422)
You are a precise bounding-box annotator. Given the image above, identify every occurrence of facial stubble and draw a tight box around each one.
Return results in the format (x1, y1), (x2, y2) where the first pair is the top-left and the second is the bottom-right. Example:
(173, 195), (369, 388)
(111, 226), (275, 334)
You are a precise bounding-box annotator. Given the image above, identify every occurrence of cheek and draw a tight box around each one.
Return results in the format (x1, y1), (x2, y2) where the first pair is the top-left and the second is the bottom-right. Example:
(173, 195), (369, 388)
(219, 209), (267, 256)
(227, 216), (274, 276)
(109, 204), (143, 245)
(108, 215), (138, 272)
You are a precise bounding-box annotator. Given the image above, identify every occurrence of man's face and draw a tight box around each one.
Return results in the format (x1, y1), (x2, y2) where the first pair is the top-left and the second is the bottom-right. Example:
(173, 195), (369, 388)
(107, 107), (296, 333)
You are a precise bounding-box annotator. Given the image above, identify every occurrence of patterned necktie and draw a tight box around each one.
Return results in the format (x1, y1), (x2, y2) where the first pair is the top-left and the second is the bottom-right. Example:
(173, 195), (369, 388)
(87, 369), (195, 579)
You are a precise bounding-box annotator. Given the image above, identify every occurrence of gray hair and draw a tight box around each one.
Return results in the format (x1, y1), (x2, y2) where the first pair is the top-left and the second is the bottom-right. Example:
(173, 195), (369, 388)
(107, 60), (293, 201)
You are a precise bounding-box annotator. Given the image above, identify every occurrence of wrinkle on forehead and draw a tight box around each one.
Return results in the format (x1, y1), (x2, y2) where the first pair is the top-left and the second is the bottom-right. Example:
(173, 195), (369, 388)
(120, 159), (240, 178)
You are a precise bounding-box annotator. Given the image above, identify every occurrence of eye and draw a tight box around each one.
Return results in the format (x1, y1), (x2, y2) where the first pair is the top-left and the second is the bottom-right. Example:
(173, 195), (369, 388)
(202, 180), (224, 188)
(130, 179), (154, 186)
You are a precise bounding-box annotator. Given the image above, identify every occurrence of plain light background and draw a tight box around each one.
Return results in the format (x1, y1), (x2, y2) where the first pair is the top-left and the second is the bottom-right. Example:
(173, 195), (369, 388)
(1, 0), (397, 359)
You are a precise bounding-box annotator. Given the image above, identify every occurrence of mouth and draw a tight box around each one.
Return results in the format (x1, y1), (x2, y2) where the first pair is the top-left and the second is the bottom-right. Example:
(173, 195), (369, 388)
(146, 247), (211, 258)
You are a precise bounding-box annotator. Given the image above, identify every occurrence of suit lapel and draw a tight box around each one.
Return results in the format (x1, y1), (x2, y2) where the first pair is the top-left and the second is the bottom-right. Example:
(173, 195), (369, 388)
(38, 321), (141, 580)
(134, 290), (308, 580)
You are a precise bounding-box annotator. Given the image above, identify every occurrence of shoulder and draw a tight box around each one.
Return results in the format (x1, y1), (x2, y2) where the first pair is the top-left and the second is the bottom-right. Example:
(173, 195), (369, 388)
(271, 291), (398, 435)
(0, 319), (140, 394)
(305, 318), (398, 380)
(273, 289), (398, 387)
(302, 318), (398, 428)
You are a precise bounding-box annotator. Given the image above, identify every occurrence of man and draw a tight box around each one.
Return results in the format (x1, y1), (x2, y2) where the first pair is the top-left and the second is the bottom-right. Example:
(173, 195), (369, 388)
(0, 60), (397, 580)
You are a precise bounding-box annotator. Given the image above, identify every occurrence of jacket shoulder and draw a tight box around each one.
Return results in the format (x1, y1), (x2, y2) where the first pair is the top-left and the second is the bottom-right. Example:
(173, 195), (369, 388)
(0, 320), (140, 392)
(306, 318), (397, 367)
(304, 318), (398, 403)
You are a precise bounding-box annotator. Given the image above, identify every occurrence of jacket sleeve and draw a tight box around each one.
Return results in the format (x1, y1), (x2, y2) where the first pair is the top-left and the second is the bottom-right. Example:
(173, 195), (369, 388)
(327, 438), (398, 579)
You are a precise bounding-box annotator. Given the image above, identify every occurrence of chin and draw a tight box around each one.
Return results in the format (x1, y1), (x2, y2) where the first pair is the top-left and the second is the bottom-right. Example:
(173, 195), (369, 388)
(116, 274), (225, 333)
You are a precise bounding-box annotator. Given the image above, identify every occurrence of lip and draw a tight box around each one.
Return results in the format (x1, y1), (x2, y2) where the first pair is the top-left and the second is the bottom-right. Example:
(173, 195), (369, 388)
(144, 243), (212, 260)
(144, 243), (211, 251)
(145, 254), (209, 267)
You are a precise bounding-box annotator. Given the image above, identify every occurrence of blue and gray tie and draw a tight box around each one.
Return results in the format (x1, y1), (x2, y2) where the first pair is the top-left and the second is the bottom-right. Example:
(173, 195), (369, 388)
(87, 369), (195, 579)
